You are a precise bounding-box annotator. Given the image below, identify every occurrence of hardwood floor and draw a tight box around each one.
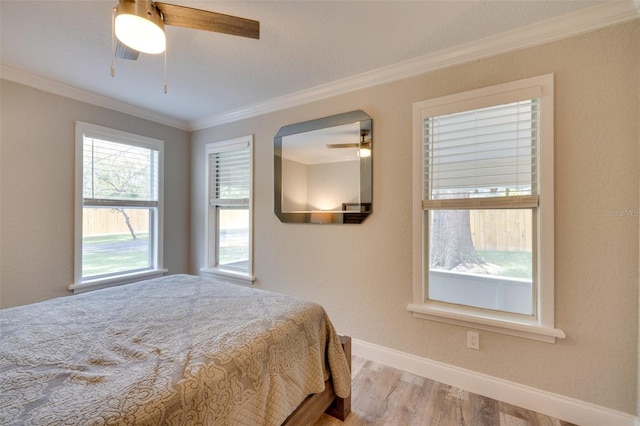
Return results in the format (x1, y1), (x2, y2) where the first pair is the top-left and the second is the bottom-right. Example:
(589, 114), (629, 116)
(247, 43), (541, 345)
(314, 356), (575, 426)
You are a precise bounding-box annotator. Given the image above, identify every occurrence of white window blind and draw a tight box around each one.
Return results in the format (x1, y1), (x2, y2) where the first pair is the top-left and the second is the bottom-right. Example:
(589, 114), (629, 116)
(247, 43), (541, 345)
(209, 144), (251, 206)
(423, 99), (539, 210)
(84, 137), (159, 207)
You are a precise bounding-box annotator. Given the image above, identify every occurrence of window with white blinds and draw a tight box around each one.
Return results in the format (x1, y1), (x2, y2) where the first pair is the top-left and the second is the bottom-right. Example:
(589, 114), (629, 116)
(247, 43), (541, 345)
(73, 122), (165, 290)
(84, 137), (159, 206)
(423, 97), (539, 210)
(209, 145), (251, 206)
(410, 75), (564, 343)
(203, 136), (254, 281)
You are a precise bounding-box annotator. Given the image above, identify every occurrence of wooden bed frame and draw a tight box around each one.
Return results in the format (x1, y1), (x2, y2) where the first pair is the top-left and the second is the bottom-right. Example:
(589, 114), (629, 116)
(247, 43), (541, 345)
(283, 335), (352, 425)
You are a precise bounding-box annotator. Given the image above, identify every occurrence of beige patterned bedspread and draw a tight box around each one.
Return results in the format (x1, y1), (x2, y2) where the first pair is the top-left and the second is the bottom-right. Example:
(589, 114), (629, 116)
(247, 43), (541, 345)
(0, 274), (350, 425)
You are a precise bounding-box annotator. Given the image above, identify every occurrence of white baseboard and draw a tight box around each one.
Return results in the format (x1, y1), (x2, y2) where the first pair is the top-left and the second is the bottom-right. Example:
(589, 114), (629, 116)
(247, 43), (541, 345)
(352, 339), (636, 426)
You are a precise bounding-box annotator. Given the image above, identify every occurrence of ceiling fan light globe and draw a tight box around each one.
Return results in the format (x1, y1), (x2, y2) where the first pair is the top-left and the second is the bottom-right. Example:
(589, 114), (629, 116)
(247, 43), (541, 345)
(115, 14), (166, 54)
(358, 148), (371, 158)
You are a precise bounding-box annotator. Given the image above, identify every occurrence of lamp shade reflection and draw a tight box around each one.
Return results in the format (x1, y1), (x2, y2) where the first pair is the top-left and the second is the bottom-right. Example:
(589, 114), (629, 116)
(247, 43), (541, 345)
(310, 212), (332, 224)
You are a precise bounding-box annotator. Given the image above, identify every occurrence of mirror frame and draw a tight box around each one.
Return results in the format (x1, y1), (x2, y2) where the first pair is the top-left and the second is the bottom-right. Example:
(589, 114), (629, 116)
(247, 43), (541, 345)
(274, 110), (373, 224)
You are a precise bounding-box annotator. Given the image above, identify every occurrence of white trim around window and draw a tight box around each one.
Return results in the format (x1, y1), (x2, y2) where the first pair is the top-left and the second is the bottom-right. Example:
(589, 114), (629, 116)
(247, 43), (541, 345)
(409, 74), (565, 343)
(70, 122), (166, 292)
(201, 135), (255, 284)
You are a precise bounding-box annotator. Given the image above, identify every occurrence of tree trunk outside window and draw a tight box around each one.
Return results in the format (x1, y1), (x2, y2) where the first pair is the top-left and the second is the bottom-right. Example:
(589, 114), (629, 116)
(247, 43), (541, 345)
(115, 208), (137, 239)
(430, 208), (485, 270)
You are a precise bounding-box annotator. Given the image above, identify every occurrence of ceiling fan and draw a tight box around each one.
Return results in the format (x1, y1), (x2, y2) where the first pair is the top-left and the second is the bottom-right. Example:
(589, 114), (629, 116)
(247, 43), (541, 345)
(112, 0), (260, 61)
(326, 130), (372, 158)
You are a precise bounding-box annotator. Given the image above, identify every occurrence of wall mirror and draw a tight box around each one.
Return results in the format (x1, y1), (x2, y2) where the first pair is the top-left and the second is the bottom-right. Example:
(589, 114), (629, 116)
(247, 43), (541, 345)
(274, 110), (372, 224)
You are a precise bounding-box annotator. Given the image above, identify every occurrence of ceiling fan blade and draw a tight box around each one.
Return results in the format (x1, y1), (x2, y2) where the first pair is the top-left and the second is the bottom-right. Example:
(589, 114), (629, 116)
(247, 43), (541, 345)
(114, 39), (140, 60)
(326, 143), (360, 149)
(155, 3), (260, 39)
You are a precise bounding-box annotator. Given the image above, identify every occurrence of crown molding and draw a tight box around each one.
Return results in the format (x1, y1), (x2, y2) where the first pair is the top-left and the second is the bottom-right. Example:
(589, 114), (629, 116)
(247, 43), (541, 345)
(190, 0), (640, 131)
(0, 66), (190, 131)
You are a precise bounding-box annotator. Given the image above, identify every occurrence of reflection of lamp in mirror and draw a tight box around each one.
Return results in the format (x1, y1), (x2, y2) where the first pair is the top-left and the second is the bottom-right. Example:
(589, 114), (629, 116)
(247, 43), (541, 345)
(310, 212), (332, 224)
(358, 129), (371, 158)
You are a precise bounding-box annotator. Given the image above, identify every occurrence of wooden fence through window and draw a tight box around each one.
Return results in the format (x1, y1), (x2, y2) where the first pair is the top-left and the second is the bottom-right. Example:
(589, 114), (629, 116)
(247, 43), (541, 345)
(83, 207), (531, 252)
(83, 208), (149, 236)
(469, 210), (532, 252)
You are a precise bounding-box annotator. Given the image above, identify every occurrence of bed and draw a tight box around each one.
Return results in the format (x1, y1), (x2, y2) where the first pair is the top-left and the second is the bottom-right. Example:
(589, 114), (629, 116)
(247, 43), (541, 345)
(0, 274), (351, 425)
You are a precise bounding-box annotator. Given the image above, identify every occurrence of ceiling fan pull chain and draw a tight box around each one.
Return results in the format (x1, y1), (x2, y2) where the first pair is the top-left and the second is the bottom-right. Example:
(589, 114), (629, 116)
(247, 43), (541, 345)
(110, 7), (116, 77)
(163, 43), (168, 93)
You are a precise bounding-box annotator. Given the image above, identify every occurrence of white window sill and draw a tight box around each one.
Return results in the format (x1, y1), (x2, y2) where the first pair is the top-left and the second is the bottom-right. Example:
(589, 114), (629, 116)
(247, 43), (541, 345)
(200, 267), (255, 285)
(69, 269), (168, 294)
(407, 302), (566, 343)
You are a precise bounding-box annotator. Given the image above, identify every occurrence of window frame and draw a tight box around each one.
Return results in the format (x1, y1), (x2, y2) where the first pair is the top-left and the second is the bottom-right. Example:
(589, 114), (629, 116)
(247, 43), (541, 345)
(201, 135), (255, 283)
(71, 122), (166, 293)
(409, 74), (565, 343)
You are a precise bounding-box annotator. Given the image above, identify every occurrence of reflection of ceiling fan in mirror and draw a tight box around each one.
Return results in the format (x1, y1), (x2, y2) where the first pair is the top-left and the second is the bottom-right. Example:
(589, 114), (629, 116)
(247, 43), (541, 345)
(113, 0), (260, 60)
(326, 130), (371, 158)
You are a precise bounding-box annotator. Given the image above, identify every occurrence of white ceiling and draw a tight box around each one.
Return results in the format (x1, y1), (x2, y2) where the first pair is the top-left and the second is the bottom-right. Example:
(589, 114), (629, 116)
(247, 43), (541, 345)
(1, 1), (636, 130)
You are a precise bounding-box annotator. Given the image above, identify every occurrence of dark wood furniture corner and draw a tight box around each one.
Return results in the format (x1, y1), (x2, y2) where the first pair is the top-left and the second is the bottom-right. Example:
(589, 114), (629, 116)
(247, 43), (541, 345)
(326, 335), (351, 420)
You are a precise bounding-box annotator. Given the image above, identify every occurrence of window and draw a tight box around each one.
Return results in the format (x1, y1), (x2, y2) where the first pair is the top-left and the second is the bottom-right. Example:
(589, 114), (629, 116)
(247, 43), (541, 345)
(202, 136), (254, 282)
(72, 122), (165, 292)
(409, 75), (565, 342)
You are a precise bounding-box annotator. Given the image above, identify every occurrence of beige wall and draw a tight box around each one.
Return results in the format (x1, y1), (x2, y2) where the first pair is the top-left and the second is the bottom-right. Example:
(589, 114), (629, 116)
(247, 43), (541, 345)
(0, 80), (191, 308)
(191, 21), (639, 413)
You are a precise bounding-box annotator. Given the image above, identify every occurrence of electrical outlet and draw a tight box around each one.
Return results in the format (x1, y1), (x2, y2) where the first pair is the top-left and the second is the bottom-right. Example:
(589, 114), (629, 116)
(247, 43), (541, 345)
(467, 331), (480, 350)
